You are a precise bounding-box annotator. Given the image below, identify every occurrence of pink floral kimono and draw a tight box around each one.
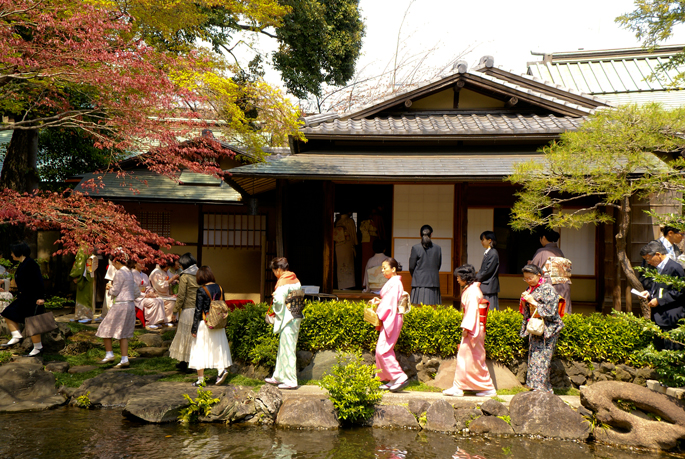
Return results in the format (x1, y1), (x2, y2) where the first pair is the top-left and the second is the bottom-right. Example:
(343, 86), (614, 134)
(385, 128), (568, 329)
(375, 275), (407, 382)
(453, 282), (495, 392)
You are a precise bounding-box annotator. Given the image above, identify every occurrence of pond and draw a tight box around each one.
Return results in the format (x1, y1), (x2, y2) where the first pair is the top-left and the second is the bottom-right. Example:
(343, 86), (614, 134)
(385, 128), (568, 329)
(1, 408), (682, 459)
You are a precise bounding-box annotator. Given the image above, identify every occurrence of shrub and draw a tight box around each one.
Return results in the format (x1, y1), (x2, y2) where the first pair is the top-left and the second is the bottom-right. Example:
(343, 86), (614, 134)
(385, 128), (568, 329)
(225, 302), (273, 363)
(396, 305), (462, 356)
(75, 391), (91, 409)
(178, 384), (220, 423)
(319, 352), (383, 425)
(299, 300), (379, 352)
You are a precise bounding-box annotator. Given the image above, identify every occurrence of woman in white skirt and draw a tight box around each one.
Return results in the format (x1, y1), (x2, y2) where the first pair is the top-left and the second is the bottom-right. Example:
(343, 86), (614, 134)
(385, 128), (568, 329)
(189, 266), (232, 386)
(97, 254), (139, 368)
(169, 253), (199, 372)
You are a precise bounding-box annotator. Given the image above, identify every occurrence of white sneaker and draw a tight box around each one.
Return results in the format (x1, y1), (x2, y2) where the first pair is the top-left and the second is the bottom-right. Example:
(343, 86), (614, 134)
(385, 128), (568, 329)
(442, 386), (464, 397)
(476, 389), (497, 397)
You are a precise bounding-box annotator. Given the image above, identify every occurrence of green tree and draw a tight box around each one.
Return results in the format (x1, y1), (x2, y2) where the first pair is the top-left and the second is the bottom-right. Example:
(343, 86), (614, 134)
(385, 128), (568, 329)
(617, 1), (685, 85)
(508, 103), (685, 318)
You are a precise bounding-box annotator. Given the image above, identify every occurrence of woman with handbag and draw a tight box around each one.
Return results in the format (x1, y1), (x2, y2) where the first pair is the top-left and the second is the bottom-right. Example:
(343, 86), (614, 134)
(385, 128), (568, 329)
(169, 253), (199, 373)
(0, 242), (47, 357)
(370, 257), (409, 392)
(264, 257), (302, 390)
(189, 266), (232, 387)
(96, 253), (139, 368)
(519, 264), (564, 392)
(443, 264), (496, 397)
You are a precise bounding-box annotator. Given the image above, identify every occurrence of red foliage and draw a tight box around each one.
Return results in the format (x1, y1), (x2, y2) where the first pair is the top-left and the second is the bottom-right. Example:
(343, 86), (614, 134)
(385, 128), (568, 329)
(0, 189), (178, 263)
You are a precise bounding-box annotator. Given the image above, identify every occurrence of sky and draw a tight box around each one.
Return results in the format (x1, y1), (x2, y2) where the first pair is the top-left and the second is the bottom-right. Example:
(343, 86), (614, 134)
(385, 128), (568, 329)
(244, 0), (685, 103)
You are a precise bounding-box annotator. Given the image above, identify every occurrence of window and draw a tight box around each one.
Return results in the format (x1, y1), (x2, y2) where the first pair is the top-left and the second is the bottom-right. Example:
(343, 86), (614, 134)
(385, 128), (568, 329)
(203, 213), (266, 248)
(137, 211), (171, 238)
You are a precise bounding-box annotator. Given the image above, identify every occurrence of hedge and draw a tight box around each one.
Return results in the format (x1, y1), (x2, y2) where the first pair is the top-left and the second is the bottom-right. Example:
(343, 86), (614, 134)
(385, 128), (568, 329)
(225, 300), (663, 369)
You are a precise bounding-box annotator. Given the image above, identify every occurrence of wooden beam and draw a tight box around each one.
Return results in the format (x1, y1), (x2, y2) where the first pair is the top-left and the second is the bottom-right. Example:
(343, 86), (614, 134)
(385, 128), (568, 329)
(404, 99), (412, 108)
(322, 181), (335, 293)
(196, 204), (204, 266)
(276, 180), (285, 257)
(505, 96), (519, 107)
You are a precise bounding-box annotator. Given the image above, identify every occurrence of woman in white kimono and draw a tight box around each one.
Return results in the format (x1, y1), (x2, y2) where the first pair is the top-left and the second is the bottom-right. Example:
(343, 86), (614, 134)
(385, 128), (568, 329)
(132, 262), (166, 329)
(149, 260), (177, 326)
(264, 257), (302, 390)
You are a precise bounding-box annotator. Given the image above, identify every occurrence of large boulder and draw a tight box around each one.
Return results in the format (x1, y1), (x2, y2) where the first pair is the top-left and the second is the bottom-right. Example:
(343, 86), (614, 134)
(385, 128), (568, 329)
(423, 399), (457, 432)
(135, 347), (167, 358)
(123, 381), (198, 423)
(368, 405), (420, 429)
(480, 398), (508, 417)
(199, 385), (259, 424)
(0, 361), (66, 412)
(275, 398), (339, 429)
(407, 399), (431, 418)
(486, 360), (523, 390)
(581, 381), (685, 450)
(469, 416), (514, 435)
(429, 358), (455, 389)
(297, 350), (338, 380)
(72, 372), (163, 407)
(137, 334), (164, 348)
(296, 350), (313, 372)
(45, 361), (70, 373)
(509, 391), (590, 440)
(252, 383), (283, 425)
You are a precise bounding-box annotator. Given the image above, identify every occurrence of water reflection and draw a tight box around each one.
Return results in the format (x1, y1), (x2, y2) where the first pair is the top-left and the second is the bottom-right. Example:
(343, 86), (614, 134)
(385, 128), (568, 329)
(0, 409), (681, 459)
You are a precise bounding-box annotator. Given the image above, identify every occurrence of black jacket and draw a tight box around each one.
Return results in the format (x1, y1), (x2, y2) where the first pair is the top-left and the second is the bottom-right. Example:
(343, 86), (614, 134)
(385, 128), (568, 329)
(641, 258), (685, 329)
(409, 243), (442, 288)
(192, 283), (222, 335)
(476, 248), (500, 294)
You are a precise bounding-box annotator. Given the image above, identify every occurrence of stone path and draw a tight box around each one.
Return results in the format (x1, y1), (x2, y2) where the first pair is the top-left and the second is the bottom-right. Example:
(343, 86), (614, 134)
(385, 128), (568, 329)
(278, 384), (581, 408)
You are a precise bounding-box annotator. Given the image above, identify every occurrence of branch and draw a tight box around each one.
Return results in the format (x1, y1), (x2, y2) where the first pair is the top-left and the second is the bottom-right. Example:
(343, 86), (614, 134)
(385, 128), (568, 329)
(236, 23), (276, 38)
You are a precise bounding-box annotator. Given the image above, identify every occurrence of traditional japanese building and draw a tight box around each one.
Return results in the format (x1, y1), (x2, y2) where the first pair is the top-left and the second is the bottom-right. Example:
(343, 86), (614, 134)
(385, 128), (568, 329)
(228, 57), (614, 311)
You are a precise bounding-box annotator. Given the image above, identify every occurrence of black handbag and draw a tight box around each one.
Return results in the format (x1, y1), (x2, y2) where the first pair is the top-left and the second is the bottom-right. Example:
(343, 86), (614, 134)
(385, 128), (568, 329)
(285, 289), (306, 319)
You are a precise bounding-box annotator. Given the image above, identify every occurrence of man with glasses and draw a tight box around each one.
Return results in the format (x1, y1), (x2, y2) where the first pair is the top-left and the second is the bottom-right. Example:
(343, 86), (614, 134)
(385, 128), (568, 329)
(658, 226), (683, 261)
(638, 240), (685, 350)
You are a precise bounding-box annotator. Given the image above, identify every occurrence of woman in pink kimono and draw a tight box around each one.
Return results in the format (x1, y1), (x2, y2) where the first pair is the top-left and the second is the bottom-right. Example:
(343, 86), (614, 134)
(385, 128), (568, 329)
(443, 264), (496, 397)
(369, 257), (409, 392)
(131, 262), (166, 329)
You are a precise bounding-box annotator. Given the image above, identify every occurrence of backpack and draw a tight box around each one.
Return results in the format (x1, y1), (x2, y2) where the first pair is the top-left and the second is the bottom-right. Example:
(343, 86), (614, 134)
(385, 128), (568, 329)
(202, 285), (229, 329)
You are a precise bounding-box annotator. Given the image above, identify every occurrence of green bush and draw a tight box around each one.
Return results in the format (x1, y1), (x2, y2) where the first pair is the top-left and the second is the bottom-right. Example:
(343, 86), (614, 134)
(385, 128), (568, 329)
(225, 301), (674, 369)
(319, 352), (383, 425)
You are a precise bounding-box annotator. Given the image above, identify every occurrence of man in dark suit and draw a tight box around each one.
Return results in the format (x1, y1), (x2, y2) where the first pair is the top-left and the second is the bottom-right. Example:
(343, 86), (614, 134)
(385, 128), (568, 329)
(639, 240), (685, 351)
(475, 231), (500, 310)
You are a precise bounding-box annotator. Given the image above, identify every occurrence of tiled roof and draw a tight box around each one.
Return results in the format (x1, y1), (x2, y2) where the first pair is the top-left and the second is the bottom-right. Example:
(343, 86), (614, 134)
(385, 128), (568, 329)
(75, 170), (241, 203)
(526, 46), (685, 104)
(228, 152), (547, 180)
(301, 113), (585, 137)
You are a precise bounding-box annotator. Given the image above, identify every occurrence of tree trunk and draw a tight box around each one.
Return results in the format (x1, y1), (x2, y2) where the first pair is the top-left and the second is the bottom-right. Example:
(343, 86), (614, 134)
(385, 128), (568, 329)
(611, 210), (622, 312)
(0, 129), (40, 192)
(615, 196), (651, 319)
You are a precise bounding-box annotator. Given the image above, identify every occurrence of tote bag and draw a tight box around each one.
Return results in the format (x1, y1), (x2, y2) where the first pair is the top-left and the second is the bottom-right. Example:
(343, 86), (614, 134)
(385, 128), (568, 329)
(25, 310), (58, 336)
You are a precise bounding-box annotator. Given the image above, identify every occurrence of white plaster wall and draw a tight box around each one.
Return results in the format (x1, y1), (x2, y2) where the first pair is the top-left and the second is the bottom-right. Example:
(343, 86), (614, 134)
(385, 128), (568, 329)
(467, 209), (494, 270)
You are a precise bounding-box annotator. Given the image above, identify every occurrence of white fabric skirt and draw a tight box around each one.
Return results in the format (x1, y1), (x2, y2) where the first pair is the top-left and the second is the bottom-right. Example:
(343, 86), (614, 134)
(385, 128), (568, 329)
(188, 320), (233, 370)
(169, 308), (194, 362)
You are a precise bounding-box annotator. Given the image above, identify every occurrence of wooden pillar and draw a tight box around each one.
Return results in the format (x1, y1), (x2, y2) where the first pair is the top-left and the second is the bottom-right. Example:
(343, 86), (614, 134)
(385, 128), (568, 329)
(454, 182), (468, 266)
(276, 180), (285, 257)
(322, 181), (335, 293)
(197, 204), (204, 266)
(260, 232), (267, 303)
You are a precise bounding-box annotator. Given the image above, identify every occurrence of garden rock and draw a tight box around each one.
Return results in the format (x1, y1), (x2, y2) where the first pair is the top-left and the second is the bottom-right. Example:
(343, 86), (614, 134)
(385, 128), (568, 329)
(199, 385), (258, 424)
(275, 398), (339, 429)
(469, 416), (514, 435)
(137, 334), (164, 348)
(135, 347), (167, 358)
(430, 358), (455, 389)
(123, 381), (198, 423)
(45, 361), (70, 373)
(486, 360), (522, 390)
(297, 350), (338, 380)
(613, 366), (633, 382)
(368, 405), (420, 429)
(407, 399), (431, 418)
(253, 384), (283, 424)
(564, 361), (589, 387)
(454, 408), (482, 431)
(73, 372), (162, 407)
(633, 367), (658, 386)
(509, 391), (590, 440)
(480, 398), (508, 417)
(296, 350), (313, 372)
(549, 359), (572, 388)
(515, 362), (527, 385)
(59, 341), (93, 356)
(0, 361), (65, 412)
(581, 381), (685, 450)
(398, 353), (419, 380)
(68, 365), (98, 374)
(424, 399), (457, 432)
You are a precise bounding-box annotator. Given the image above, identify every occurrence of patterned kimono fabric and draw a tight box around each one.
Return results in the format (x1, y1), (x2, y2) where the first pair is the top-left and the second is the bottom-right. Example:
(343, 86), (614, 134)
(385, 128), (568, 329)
(532, 242), (572, 313)
(271, 271), (302, 386)
(132, 270), (166, 326)
(375, 275), (407, 382)
(150, 266), (176, 322)
(519, 279), (564, 392)
(70, 250), (94, 320)
(453, 282), (495, 391)
(335, 215), (357, 289)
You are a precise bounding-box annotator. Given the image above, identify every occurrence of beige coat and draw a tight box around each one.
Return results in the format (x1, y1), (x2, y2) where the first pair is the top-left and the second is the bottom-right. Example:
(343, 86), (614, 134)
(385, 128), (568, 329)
(174, 274), (199, 312)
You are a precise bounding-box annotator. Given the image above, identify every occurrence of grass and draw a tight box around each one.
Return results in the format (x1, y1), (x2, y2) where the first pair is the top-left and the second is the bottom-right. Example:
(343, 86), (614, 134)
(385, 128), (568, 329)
(404, 380), (443, 393)
(496, 386), (528, 396)
(553, 387), (580, 396)
(55, 369), (106, 388)
(0, 351), (12, 364)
